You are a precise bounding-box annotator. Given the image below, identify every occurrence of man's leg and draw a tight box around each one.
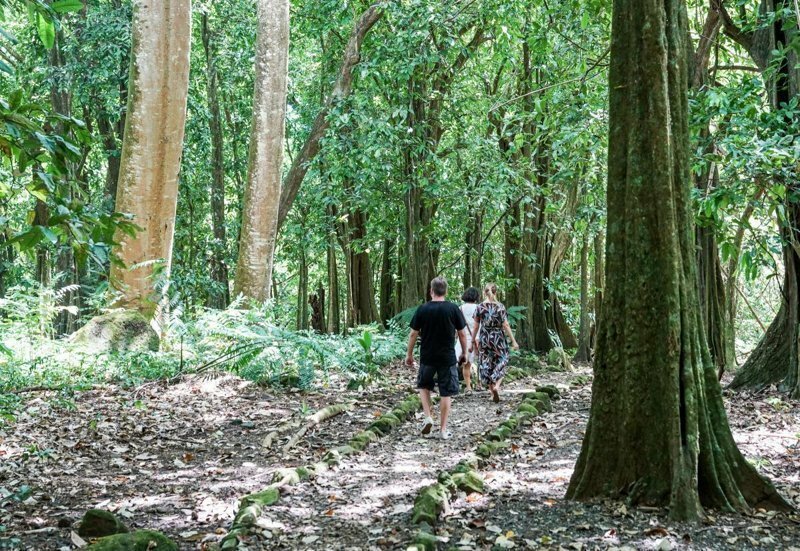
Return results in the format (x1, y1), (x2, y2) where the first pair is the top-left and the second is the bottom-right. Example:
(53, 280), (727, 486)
(439, 396), (451, 432)
(462, 363), (472, 391)
(419, 388), (433, 419)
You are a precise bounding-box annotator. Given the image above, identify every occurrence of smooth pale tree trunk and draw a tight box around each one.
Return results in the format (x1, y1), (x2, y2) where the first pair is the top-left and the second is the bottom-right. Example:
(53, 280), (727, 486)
(567, 0), (789, 520)
(110, 0), (191, 315)
(202, 13), (230, 309)
(326, 207), (341, 334)
(233, 0), (290, 303)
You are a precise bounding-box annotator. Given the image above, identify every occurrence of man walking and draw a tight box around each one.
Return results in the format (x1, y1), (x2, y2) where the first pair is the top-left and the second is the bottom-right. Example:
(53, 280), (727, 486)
(405, 277), (468, 440)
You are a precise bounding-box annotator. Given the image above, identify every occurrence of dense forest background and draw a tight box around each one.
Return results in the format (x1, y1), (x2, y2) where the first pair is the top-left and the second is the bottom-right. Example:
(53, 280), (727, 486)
(0, 0), (797, 394)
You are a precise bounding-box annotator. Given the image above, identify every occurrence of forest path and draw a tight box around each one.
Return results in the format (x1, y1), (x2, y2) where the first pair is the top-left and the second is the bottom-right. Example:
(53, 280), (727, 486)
(244, 380), (536, 549)
(3, 367), (800, 550)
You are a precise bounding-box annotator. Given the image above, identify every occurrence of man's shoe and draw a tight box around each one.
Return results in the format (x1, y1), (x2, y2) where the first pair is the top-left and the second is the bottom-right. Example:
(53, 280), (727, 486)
(440, 430), (453, 440)
(420, 416), (434, 435)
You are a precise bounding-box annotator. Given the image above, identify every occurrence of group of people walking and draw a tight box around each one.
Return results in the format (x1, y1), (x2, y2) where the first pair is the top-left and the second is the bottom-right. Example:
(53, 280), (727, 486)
(405, 277), (519, 440)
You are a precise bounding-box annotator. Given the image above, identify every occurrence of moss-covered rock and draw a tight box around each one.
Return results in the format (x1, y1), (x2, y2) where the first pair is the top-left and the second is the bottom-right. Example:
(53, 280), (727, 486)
(235, 487), (280, 526)
(536, 384), (560, 398)
(546, 347), (572, 371)
(77, 509), (128, 538)
(86, 530), (177, 550)
(409, 529), (439, 551)
(295, 466), (311, 480)
(487, 425), (512, 441)
(70, 310), (159, 353)
(518, 402), (539, 415)
(368, 413), (402, 435)
(452, 470), (485, 494)
(530, 392), (552, 411)
(411, 484), (449, 525)
(272, 468), (301, 485)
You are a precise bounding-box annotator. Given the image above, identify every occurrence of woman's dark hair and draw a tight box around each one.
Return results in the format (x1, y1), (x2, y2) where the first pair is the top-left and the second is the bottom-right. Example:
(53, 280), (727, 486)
(462, 287), (479, 303)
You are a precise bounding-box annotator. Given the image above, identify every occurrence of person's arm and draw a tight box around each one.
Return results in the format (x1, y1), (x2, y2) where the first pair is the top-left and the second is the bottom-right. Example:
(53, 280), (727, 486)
(470, 311), (480, 352)
(457, 328), (468, 363)
(406, 329), (419, 366)
(502, 320), (519, 350)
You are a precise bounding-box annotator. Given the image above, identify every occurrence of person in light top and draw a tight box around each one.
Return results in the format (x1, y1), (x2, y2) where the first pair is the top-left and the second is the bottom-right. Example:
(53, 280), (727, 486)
(455, 287), (480, 392)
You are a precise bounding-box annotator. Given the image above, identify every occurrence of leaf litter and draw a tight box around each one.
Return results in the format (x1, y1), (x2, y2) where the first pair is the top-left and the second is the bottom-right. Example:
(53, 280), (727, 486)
(1, 366), (798, 550)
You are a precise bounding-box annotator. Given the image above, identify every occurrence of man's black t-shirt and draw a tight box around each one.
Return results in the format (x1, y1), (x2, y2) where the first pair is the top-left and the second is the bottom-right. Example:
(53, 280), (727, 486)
(410, 300), (467, 366)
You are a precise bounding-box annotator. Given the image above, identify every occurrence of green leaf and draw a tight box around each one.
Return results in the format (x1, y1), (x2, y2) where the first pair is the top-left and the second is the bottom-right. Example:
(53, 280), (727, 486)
(51, 0), (83, 13)
(36, 13), (55, 49)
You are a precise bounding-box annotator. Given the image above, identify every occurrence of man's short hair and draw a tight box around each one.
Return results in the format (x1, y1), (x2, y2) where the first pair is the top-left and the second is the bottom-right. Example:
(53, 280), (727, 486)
(431, 277), (448, 297)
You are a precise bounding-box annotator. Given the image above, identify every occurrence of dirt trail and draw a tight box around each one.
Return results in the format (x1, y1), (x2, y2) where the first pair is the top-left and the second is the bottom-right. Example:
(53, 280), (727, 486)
(245, 385), (532, 549)
(3, 366), (799, 550)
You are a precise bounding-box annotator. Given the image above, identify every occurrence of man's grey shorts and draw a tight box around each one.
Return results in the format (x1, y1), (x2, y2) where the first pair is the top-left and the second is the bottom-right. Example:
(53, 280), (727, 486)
(416, 363), (459, 397)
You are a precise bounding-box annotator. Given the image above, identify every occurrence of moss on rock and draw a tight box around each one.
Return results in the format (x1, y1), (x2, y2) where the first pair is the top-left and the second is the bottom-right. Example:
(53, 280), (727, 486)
(86, 530), (177, 550)
(78, 509), (128, 538)
(409, 529), (439, 551)
(70, 310), (159, 353)
(411, 484), (449, 524)
(236, 487), (280, 526)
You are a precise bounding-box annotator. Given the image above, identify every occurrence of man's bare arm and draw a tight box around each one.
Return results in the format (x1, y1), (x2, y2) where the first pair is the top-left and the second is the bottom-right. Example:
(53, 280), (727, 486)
(457, 328), (468, 362)
(406, 329), (419, 366)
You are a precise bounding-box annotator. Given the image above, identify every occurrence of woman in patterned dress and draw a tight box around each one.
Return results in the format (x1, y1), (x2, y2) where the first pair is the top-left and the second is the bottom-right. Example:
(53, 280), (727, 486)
(470, 283), (519, 402)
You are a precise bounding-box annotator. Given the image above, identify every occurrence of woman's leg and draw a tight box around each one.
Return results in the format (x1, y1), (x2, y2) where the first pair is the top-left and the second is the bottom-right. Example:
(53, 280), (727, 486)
(463, 362), (472, 391)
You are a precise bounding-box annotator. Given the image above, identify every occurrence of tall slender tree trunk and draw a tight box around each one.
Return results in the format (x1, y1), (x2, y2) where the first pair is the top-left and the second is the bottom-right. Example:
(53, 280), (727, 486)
(296, 246), (309, 330)
(202, 12), (230, 309)
(326, 215), (341, 334)
(379, 237), (395, 324)
(692, 7), (730, 377)
(463, 211), (483, 289)
(48, 27), (80, 335)
(573, 234), (591, 362)
(109, 0), (192, 316)
(567, 0), (789, 520)
(232, 0), (289, 303)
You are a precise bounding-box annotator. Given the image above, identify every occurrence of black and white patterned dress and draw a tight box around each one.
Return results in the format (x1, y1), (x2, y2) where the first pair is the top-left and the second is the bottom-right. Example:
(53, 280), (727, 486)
(474, 301), (510, 385)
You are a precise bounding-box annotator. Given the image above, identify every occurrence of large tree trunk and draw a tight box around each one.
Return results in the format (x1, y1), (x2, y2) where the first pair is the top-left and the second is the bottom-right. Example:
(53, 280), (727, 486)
(202, 13), (230, 309)
(726, 0), (800, 396)
(567, 0), (789, 520)
(232, 0), (289, 303)
(348, 209), (378, 325)
(276, 4), (384, 229)
(109, 0), (191, 316)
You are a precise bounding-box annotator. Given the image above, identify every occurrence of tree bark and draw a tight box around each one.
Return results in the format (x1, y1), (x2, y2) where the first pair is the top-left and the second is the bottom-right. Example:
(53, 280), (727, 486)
(567, 0), (789, 520)
(296, 245), (309, 330)
(463, 210), (483, 289)
(232, 0), (290, 303)
(326, 219), (341, 334)
(276, 4), (384, 229)
(573, 234), (591, 362)
(202, 13), (230, 309)
(109, 0), (192, 316)
(379, 237), (395, 324)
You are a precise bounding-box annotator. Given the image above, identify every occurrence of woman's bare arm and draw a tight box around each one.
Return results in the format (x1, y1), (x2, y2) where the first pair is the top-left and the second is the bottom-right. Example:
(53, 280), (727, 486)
(502, 320), (519, 350)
